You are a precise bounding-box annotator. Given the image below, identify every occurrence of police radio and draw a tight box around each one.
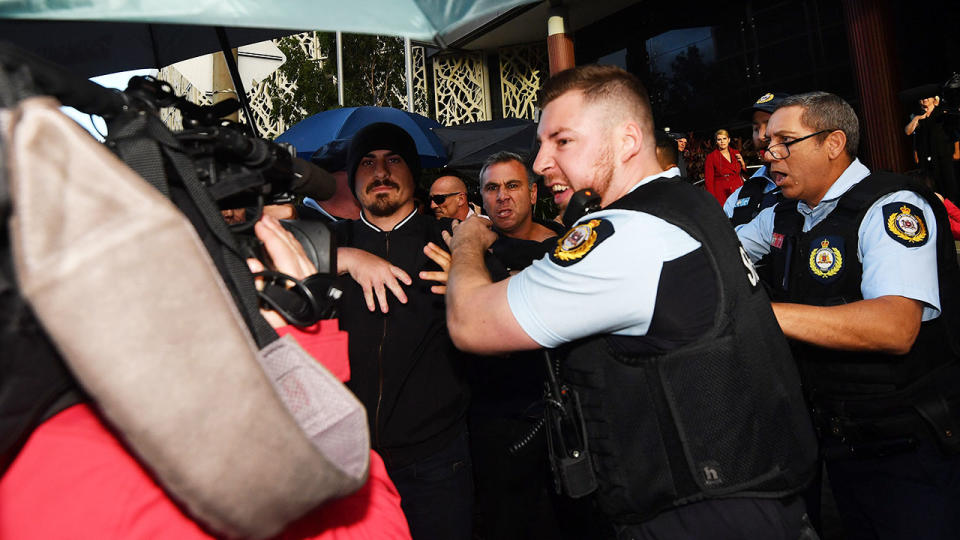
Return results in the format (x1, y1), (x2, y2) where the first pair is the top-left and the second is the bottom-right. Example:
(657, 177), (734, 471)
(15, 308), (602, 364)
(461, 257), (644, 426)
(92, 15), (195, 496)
(541, 351), (598, 498)
(562, 189), (603, 228)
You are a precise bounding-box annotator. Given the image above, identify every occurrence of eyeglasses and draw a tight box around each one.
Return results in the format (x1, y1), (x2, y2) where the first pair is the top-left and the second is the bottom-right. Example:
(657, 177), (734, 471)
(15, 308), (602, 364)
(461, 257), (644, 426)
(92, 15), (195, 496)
(762, 130), (831, 160)
(429, 192), (462, 205)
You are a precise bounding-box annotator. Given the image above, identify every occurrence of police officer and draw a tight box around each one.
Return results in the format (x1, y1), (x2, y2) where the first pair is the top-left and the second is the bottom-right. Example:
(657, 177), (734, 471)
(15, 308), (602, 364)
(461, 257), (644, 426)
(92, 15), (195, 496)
(723, 92), (790, 226)
(443, 64), (818, 539)
(737, 91), (960, 539)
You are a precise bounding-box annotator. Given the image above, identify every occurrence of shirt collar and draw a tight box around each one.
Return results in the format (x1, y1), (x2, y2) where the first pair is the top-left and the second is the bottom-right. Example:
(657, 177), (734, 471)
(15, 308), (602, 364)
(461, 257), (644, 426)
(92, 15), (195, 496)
(628, 168), (680, 194)
(302, 197), (341, 222)
(749, 165), (777, 190)
(796, 158), (870, 215)
(800, 158), (871, 209)
(359, 207), (418, 232)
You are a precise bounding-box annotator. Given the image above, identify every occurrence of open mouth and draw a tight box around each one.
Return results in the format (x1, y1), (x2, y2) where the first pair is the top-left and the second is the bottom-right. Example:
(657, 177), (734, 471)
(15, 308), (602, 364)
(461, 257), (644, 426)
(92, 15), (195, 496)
(770, 171), (788, 186)
(550, 184), (572, 206)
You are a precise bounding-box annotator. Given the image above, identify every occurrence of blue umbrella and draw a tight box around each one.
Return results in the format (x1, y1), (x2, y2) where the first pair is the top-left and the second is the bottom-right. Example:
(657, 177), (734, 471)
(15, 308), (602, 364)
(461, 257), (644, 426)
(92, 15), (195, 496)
(276, 106), (448, 167)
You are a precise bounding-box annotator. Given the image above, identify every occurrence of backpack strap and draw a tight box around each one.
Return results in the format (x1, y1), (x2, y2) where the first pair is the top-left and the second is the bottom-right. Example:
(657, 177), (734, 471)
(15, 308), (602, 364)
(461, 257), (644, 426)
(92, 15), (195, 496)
(105, 112), (277, 348)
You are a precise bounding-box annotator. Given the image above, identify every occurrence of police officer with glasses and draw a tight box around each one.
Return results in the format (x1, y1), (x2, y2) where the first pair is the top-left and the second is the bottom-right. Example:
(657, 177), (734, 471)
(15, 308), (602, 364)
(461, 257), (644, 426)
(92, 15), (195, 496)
(737, 91), (960, 540)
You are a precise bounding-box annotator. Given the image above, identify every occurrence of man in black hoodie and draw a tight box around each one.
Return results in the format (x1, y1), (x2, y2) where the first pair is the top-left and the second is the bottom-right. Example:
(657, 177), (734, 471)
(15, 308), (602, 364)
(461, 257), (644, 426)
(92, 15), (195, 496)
(333, 122), (471, 540)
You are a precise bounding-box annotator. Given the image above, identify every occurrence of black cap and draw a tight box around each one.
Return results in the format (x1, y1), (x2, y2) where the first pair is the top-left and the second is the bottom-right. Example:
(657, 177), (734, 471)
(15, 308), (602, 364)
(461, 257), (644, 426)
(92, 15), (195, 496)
(310, 138), (350, 172)
(666, 131), (686, 141)
(739, 92), (790, 120)
(347, 122), (421, 196)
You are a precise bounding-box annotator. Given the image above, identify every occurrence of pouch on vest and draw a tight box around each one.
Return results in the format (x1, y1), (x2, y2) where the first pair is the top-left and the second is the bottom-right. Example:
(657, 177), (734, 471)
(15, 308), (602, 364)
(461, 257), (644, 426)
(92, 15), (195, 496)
(5, 96), (368, 539)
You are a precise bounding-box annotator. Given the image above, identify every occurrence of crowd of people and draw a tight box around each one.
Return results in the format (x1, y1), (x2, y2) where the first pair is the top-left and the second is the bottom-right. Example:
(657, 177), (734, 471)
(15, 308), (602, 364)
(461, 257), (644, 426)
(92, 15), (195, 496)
(4, 61), (960, 540)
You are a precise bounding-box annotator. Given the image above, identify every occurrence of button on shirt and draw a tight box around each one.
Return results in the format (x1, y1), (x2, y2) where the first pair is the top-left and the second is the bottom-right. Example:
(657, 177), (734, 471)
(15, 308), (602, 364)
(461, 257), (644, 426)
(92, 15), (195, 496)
(507, 169), (702, 348)
(736, 159), (941, 321)
(722, 165), (778, 218)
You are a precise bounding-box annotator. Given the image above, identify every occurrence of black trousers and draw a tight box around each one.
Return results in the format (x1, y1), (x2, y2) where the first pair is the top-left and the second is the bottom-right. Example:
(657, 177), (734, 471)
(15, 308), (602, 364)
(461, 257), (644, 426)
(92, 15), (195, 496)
(387, 430), (474, 540)
(825, 437), (960, 540)
(614, 496), (815, 540)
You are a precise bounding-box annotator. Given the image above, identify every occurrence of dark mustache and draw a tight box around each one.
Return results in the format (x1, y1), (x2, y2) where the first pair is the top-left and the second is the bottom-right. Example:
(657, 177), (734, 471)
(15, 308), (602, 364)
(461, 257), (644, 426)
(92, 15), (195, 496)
(366, 179), (400, 193)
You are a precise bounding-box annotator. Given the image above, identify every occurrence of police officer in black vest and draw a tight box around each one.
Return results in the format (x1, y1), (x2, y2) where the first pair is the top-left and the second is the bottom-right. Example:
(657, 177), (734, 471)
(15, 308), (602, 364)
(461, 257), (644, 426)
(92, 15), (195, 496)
(723, 92), (790, 226)
(442, 65), (818, 539)
(737, 91), (960, 539)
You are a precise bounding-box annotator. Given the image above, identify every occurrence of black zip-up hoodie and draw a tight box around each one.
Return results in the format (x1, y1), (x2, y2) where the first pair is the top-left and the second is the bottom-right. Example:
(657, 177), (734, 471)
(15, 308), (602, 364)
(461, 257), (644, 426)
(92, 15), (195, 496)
(334, 210), (469, 468)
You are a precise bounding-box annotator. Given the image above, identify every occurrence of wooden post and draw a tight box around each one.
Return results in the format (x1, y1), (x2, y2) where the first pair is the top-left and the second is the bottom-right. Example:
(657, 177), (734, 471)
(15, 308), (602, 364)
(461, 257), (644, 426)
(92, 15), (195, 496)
(842, 0), (907, 172)
(547, 11), (575, 76)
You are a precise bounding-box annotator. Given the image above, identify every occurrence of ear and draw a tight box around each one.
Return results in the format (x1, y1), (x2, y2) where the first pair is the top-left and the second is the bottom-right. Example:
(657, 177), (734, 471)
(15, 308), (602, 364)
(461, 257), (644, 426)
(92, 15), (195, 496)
(824, 130), (847, 160)
(529, 181), (538, 201)
(618, 121), (644, 164)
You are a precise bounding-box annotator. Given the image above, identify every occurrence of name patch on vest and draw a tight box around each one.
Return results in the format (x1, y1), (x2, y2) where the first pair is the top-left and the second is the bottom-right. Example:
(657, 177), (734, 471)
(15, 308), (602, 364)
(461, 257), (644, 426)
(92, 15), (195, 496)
(882, 202), (928, 247)
(550, 218), (614, 266)
(735, 197), (751, 208)
(809, 236), (844, 281)
(771, 233), (785, 249)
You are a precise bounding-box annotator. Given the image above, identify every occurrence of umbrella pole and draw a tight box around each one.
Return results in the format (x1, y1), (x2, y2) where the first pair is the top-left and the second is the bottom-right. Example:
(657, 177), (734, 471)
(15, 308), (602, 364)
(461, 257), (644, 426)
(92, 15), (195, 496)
(215, 26), (259, 138)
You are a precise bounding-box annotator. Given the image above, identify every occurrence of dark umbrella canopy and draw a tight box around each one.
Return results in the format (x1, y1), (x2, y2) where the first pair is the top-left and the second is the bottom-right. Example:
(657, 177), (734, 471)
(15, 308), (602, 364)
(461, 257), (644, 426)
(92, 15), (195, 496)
(0, 20), (294, 79)
(433, 118), (538, 173)
(276, 107), (448, 167)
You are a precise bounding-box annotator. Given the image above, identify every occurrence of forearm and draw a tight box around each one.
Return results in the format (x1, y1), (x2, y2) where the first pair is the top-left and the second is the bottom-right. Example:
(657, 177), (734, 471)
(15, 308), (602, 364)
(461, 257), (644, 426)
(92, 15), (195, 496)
(447, 242), (495, 347)
(772, 296), (923, 354)
(905, 118), (918, 135)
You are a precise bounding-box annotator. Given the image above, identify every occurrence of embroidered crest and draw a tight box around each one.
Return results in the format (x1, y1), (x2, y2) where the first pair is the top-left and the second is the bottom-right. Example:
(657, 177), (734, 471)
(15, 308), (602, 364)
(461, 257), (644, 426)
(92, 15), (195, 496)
(809, 237), (843, 280)
(735, 197), (750, 208)
(882, 202), (928, 247)
(771, 233), (785, 249)
(756, 93), (774, 104)
(550, 219), (614, 266)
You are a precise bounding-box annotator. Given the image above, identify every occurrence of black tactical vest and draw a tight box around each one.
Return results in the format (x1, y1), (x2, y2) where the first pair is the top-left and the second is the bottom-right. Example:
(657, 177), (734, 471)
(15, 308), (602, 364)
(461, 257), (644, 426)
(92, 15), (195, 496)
(556, 178), (817, 524)
(766, 172), (960, 449)
(730, 172), (782, 226)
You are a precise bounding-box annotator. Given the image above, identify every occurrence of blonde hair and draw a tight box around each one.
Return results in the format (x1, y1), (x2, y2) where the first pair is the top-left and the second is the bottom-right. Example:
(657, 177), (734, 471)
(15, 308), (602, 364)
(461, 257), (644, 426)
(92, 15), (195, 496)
(714, 129), (730, 139)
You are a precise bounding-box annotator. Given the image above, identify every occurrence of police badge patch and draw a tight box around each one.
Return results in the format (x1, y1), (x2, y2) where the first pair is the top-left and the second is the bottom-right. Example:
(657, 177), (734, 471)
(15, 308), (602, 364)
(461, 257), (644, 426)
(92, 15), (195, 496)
(882, 202), (928, 247)
(809, 236), (844, 282)
(550, 218), (614, 267)
(756, 93), (774, 104)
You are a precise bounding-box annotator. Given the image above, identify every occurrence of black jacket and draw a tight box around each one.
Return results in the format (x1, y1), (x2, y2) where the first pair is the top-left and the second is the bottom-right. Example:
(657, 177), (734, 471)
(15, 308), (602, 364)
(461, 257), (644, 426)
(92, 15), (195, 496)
(334, 210), (469, 468)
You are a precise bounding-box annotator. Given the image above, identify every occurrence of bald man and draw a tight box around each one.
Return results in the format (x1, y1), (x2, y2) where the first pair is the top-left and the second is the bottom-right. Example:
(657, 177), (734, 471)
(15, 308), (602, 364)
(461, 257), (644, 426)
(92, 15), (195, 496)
(429, 172), (476, 220)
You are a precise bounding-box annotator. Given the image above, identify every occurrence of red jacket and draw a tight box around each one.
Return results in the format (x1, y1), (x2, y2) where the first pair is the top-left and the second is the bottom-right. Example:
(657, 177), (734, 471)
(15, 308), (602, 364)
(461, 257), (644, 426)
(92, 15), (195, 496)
(942, 196), (960, 240)
(0, 323), (411, 540)
(704, 148), (744, 205)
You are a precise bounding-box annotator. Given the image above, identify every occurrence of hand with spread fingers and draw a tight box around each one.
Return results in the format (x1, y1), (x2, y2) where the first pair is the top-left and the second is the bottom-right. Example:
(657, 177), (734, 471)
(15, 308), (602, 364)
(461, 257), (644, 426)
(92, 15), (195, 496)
(421, 241), (451, 295)
(337, 247), (412, 313)
(246, 214), (318, 327)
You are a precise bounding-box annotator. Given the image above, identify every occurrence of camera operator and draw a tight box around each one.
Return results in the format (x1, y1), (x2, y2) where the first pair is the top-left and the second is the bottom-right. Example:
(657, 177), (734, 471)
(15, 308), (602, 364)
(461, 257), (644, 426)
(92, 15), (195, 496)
(1, 214), (411, 539)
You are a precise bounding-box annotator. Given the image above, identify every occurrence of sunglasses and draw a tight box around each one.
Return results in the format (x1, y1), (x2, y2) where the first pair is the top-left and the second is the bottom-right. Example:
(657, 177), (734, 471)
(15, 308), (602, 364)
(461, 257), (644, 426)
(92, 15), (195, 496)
(429, 192), (463, 205)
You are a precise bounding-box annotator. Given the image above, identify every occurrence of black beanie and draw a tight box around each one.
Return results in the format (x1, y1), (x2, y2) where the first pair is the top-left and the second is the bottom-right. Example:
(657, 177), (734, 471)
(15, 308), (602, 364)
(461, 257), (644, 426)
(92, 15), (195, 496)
(347, 122), (421, 196)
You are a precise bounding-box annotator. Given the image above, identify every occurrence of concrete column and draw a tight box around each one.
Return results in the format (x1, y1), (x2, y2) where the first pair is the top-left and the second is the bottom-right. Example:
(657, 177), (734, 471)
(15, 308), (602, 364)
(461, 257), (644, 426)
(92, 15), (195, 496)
(842, 0), (907, 172)
(547, 12), (575, 76)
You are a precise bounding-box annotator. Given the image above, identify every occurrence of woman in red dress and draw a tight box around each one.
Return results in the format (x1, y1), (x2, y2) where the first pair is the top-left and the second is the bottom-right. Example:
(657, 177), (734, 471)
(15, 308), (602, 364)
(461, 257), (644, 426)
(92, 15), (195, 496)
(704, 129), (746, 205)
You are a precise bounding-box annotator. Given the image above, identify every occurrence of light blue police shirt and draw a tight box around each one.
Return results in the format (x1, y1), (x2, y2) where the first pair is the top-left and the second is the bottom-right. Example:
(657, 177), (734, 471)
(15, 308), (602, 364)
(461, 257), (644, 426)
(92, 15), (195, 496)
(736, 159), (941, 321)
(507, 169), (703, 349)
(722, 165), (778, 218)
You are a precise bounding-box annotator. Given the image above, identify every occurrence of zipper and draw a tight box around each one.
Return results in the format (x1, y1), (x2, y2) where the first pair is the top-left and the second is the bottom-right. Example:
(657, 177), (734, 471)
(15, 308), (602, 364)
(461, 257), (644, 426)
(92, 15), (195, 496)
(373, 231), (390, 448)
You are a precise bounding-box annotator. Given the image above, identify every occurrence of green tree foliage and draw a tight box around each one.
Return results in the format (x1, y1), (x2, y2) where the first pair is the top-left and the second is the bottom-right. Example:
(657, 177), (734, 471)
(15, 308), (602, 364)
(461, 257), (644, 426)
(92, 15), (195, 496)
(265, 33), (407, 129)
(265, 34), (338, 128)
(341, 34), (406, 109)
